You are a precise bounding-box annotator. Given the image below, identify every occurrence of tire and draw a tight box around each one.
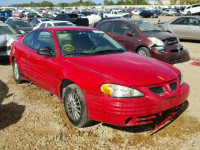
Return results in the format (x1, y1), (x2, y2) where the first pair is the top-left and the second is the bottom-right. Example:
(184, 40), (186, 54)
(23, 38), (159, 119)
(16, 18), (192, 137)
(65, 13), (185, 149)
(137, 47), (151, 57)
(63, 84), (91, 127)
(13, 59), (23, 84)
(187, 11), (191, 15)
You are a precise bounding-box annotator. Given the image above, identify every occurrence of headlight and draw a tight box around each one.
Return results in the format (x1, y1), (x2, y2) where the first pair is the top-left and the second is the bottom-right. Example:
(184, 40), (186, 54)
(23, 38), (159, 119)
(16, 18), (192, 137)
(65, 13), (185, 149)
(101, 84), (144, 98)
(179, 71), (184, 85)
(148, 37), (165, 47)
(19, 30), (26, 34)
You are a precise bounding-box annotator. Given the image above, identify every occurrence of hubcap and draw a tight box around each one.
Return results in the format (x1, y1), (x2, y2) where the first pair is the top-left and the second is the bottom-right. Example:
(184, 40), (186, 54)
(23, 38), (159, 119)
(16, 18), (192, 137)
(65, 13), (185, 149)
(66, 91), (81, 121)
(138, 50), (147, 56)
(14, 62), (19, 80)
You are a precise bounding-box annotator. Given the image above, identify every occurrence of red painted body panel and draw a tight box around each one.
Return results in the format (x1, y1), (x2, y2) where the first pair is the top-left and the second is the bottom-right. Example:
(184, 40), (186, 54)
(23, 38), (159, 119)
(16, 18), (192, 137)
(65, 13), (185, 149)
(9, 26), (190, 127)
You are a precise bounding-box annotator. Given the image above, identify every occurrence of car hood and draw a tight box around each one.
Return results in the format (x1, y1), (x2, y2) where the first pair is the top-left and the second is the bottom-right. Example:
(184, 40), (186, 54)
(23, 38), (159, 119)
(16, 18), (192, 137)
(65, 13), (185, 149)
(67, 52), (178, 86)
(143, 31), (176, 40)
(0, 34), (17, 48)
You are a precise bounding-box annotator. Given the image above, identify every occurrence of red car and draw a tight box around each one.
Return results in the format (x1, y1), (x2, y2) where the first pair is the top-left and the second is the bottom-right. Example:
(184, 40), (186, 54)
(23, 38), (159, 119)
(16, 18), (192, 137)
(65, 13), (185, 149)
(95, 19), (190, 64)
(10, 27), (189, 128)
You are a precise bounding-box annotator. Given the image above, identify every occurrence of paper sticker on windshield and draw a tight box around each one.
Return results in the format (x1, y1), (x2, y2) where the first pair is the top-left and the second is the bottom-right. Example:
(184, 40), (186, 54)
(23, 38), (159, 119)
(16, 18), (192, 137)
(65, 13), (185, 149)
(63, 44), (74, 51)
(92, 30), (104, 34)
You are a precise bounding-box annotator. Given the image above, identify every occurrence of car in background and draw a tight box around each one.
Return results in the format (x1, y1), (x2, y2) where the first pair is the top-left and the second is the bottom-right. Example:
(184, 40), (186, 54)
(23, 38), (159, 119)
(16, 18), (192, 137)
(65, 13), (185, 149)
(31, 18), (51, 26)
(33, 20), (75, 30)
(0, 23), (17, 58)
(10, 26), (189, 128)
(139, 10), (158, 18)
(96, 19), (190, 64)
(161, 9), (178, 16)
(6, 20), (33, 34)
(157, 16), (200, 40)
(183, 3), (200, 15)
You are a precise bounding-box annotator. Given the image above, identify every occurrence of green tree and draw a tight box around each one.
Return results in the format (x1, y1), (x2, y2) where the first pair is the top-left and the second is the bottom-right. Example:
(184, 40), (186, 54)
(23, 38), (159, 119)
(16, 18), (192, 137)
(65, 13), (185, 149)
(170, 0), (177, 5)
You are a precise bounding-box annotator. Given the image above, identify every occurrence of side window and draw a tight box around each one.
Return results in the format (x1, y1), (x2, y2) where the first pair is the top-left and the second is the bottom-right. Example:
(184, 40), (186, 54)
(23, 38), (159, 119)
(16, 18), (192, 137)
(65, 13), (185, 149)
(32, 30), (56, 52)
(112, 22), (134, 35)
(188, 18), (200, 26)
(40, 23), (46, 27)
(23, 31), (35, 48)
(98, 22), (111, 32)
(47, 23), (52, 27)
(171, 18), (188, 25)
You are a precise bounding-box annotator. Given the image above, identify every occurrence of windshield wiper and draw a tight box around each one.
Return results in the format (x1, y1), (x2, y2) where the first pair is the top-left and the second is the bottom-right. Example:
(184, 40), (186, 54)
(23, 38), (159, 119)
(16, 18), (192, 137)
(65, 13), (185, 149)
(91, 49), (125, 54)
(65, 52), (92, 56)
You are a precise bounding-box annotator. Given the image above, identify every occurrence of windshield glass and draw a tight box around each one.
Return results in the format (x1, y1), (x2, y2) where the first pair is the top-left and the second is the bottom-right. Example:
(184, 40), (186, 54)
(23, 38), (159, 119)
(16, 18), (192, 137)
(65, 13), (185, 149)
(56, 30), (126, 56)
(14, 21), (32, 28)
(131, 21), (161, 33)
(54, 22), (74, 26)
(0, 26), (17, 35)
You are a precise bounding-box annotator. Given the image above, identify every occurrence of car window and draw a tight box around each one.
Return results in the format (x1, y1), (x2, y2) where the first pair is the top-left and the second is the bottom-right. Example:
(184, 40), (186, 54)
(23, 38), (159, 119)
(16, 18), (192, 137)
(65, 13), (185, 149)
(188, 18), (200, 26)
(112, 21), (134, 35)
(171, 18), (188, 25)
(23, 31), (35, 48)
(40, 23), (46, 27)
(47, 23), (52, 27)
(98, 22), (111, 32)
(32, 30), (56, 52)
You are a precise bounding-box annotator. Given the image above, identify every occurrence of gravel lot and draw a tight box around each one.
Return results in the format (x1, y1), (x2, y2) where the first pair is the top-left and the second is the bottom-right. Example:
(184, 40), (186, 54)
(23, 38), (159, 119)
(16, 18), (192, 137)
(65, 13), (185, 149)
(0, 16), (200, 150)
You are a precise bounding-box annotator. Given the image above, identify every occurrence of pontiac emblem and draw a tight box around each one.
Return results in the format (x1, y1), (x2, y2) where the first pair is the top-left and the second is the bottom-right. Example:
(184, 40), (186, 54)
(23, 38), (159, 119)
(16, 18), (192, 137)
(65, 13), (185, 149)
(157, 76), (165, 81)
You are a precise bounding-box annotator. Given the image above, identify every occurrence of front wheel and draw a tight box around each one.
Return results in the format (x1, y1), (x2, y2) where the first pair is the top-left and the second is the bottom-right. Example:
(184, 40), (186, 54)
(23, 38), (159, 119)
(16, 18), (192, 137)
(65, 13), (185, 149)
(13, 59), (23, 84)
(63, 84), (91, 127)
(137, 47), (151, 57)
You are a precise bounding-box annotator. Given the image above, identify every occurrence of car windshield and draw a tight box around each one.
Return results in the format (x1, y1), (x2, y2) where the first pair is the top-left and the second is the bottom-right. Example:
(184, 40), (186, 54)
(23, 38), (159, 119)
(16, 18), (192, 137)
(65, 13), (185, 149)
(0, 26), (17, 35)
(14, 21), (32, 28)
(131, 21), (161, 33)
(56, 30), (126, 56)
(54, 22), (74, 26)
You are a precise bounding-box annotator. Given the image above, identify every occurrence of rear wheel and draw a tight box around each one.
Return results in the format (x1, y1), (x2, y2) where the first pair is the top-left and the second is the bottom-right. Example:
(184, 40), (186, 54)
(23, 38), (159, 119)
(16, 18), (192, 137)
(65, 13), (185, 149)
(137, 47), (151, 57)
(13, 59), (23, 84)
(63, 84), (91, 127)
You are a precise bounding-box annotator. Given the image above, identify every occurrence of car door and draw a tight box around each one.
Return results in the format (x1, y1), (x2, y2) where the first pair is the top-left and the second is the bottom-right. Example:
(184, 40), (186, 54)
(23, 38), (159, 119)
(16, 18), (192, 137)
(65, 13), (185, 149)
(187, 17), (200, 40)
(109, 21), (139, 52)
(26, 30), (61, 95)
(168, 17), (189, 38)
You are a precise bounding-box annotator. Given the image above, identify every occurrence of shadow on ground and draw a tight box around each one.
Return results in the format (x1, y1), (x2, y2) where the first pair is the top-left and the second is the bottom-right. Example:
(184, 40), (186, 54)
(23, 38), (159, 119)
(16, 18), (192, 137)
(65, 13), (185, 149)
(0, 57), (10, 65)
(102, 100), (189, 135)
(0, 79), (25, 130)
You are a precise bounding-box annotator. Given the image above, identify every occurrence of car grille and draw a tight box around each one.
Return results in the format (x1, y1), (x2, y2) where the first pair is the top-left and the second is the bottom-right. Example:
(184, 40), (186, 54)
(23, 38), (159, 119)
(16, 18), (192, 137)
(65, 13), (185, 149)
(163, 38), (179, 46)
(170, 47), (184, 53)
(149, 82), (178, 95)
(170, 82), (177, 91)
(150, 86), (165, 95)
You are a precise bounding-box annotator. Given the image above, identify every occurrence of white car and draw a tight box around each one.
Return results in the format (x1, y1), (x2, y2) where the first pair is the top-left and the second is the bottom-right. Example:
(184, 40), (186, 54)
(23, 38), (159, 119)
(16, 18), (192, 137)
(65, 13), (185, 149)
(33, 21), (75, 30)
(184, 3), (200, 15)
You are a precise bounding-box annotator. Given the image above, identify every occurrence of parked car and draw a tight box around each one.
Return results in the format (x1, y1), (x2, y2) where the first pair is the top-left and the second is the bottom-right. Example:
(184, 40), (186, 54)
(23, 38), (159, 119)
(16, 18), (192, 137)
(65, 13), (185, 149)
(31, 18), (51, 27)
(139, 10), (158, 18)
(33, 20), (75, 30)
(54, 13), (89, 26)
(6, 20), (33, 34)
(157, 16), (200, 40)
(96, 19), (190, 64)
(161, 9), (178, 16)
(0, 23), (17, 58)
(10, 26), (189, 128)
(183, 3), (200, 15)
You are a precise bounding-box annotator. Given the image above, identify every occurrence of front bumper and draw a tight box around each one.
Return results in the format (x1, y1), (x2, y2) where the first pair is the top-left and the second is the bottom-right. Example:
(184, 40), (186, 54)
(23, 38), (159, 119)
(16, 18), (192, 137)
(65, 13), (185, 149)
(85, 82), (189, 126)
(150, 45), (190, 64)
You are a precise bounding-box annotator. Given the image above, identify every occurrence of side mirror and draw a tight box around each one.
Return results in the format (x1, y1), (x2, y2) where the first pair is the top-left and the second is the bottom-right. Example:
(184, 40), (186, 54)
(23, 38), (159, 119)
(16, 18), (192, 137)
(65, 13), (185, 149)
(37, 47), (55, 56)
(127, 31), (136, 37)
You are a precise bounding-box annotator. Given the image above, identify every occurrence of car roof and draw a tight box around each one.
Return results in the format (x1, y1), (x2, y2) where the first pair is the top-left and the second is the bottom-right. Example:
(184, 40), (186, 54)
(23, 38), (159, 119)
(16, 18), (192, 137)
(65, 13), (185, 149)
(39, 20), (73, 24)
(38, 26), (95, 31)
(176, 16), (200, 19)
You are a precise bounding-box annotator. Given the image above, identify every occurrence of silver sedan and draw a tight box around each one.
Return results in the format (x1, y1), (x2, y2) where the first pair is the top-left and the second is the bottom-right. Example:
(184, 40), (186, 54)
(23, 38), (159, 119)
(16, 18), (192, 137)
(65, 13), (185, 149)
(158, 16), (200, 40)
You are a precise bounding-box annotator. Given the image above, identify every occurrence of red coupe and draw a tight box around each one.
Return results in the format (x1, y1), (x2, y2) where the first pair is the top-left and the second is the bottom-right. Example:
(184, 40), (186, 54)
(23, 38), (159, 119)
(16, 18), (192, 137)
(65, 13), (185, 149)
(10, 27), (189, 128)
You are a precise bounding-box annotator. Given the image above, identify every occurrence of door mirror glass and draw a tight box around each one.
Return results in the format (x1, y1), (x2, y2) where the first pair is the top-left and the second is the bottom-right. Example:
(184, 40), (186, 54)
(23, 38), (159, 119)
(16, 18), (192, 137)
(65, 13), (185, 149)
(37, 47), (55, 56)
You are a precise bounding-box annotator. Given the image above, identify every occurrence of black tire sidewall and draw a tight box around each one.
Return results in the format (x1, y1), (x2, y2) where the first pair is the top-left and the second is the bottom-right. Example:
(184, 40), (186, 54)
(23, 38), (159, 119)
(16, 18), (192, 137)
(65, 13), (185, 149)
(63, 84), (90, 127)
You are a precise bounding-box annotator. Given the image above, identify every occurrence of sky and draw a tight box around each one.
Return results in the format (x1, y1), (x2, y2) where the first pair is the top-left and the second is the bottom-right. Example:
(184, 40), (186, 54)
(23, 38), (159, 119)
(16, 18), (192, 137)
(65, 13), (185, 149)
(0, 0), (115, 6)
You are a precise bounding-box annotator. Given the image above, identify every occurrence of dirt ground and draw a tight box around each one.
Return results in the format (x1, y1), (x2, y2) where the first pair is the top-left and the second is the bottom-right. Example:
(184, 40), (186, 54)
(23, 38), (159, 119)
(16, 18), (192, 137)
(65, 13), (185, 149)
(0, 16), (200, 150)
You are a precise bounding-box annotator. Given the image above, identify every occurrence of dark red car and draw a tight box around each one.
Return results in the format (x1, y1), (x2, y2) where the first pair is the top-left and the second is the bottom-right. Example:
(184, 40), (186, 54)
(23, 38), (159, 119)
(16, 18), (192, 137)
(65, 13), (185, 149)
(95, 19), (190, 64)
(10, 27), (189, 129)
